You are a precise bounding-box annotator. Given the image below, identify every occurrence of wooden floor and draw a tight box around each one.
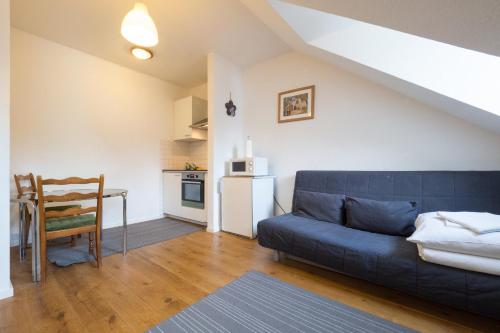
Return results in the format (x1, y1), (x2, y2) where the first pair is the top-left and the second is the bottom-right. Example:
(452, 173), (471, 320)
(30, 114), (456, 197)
(1, 230), (499, 333)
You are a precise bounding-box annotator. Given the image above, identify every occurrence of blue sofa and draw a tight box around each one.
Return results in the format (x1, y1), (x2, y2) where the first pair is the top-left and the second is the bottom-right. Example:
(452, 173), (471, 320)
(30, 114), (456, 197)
(257, 171), (500, 320)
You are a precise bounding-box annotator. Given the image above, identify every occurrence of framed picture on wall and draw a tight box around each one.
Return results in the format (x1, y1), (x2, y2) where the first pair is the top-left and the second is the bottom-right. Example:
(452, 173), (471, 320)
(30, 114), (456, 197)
(277, 85), (315, 123)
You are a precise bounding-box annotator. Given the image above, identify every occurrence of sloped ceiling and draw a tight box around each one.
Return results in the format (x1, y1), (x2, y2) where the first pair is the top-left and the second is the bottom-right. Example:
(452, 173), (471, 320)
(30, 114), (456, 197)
(241, 0), (500, 134)
(11, 0), (290, 87)
(285, 0), (500, 58)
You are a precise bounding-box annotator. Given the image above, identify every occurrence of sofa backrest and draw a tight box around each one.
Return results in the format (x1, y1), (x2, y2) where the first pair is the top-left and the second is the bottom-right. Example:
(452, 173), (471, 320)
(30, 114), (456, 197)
(293, 171), (500, 214)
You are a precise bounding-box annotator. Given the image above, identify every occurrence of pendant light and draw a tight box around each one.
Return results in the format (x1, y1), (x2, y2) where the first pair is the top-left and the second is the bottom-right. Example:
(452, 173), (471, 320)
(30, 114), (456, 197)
(121, 2), (158, 47)
(131, 47), (153, 60)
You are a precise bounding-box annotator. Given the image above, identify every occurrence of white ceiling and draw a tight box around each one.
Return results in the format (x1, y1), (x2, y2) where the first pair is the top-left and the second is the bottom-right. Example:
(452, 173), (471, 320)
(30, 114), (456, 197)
(11, 0), (290, 87)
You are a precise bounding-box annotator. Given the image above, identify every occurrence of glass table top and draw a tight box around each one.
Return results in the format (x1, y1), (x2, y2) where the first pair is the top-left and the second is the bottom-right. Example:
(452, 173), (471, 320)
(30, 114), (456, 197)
(11, 189), (127, 203)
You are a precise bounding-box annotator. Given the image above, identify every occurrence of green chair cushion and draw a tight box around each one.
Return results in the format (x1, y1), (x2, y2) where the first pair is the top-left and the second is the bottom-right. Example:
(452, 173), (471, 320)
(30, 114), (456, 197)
(45, 214), (96, 232)
(45, 204), (81, 212)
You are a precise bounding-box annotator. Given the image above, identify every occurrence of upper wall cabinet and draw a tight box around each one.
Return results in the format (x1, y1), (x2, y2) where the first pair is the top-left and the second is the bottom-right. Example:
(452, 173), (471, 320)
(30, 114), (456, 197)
(174, 96), (208, 141)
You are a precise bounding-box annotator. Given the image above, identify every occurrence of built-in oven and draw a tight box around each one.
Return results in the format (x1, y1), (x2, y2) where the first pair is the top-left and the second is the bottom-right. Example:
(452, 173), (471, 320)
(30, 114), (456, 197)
(181, 172), (205, 209)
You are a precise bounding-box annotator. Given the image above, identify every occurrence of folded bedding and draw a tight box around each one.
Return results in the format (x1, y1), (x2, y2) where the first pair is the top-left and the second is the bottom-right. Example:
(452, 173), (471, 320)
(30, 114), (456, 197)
(437, 211), (500, 234)
(418, 245), (500, 276)
(407, 212), (500, 259)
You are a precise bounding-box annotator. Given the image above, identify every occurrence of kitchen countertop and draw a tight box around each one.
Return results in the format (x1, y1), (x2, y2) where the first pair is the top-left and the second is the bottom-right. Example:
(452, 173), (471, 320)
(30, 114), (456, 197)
(163, 169), (208, 172)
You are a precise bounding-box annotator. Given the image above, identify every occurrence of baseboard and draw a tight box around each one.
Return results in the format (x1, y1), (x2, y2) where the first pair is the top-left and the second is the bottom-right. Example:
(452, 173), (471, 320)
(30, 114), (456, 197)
(0, 281), (14, 300)
(164, 214), (207, 227)
(206, 225), (220, 233)
(206, 220), (221, 233)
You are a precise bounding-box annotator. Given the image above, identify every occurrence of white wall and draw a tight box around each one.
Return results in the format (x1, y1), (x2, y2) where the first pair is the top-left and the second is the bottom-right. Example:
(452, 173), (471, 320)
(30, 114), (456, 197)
(10, 29), (187, 244)
(188, 83), (208, 100)
(0, 0), (13, 299)
(242, 52), (500, 212)
(207, 53), (245, 232)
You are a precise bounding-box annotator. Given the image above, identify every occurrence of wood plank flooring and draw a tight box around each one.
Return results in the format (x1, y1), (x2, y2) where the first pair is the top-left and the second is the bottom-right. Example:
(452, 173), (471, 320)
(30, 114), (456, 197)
(1, 230), (499, 333)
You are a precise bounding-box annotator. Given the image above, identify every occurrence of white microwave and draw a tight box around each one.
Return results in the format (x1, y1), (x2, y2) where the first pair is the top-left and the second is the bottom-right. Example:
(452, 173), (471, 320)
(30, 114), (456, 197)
(229, 157), (268, 176)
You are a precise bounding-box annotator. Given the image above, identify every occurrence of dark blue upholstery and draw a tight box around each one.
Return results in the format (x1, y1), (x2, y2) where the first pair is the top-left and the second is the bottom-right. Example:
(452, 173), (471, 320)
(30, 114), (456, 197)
(345, 196), (417, 236)
(258, 171), (500, 320)
(292, 171), (500, 214)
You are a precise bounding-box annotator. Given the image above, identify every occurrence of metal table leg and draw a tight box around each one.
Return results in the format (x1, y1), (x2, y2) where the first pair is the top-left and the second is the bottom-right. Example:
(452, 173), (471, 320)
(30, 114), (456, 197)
(121, 192), (128, 255)
(18, 203), (25, 261)
(29, 202), (40, 282)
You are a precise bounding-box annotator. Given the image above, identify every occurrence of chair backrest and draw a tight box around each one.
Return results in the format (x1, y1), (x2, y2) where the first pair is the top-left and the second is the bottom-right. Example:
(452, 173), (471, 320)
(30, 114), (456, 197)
(36, 175), (105, 232)
(14, 173), (37, 195)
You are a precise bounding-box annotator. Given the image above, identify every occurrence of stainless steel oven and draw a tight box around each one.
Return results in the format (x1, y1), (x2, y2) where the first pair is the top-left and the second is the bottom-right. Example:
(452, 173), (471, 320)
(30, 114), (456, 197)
(181, 172), (205, 209)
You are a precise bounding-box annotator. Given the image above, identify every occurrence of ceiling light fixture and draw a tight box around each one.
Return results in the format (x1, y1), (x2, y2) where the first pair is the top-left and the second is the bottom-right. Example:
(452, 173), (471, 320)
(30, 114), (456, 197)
(131, 47), (153, 60)
(121, 2), (158, 47)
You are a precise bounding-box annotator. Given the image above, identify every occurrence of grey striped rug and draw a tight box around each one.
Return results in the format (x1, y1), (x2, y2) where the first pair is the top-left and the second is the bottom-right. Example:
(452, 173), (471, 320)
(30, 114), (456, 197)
(148, 271), (417, 333)
(47, 217), (203, 267)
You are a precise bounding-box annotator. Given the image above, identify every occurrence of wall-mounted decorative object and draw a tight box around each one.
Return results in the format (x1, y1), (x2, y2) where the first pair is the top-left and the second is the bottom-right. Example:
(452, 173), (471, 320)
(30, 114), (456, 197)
(225, 93), (237, 117)
(277, 85), (315, 123)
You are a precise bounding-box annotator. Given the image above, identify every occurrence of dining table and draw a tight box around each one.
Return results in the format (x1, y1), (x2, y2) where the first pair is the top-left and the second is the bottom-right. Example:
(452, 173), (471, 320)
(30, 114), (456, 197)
(10, 188), (128, 283)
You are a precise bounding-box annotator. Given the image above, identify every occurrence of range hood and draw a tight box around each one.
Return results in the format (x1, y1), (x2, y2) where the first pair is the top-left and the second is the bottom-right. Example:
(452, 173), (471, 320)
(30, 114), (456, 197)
(190, 118), (208, 129)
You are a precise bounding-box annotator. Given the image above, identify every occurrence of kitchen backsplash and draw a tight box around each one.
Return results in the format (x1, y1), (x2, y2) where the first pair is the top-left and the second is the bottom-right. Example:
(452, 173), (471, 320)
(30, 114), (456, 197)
(161, 140), (208, 170)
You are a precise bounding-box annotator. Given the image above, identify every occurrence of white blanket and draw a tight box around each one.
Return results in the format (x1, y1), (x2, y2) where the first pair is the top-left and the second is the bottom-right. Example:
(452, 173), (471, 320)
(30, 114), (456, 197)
(437, 211), (500, 234)
(418, 245), (500, 276)
(407, 212), (500, 259)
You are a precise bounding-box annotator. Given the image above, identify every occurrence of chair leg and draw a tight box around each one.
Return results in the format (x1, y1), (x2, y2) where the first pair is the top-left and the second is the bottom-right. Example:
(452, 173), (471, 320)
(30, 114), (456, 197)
(88, 232), (94, 255)
(95, 228), (101, 269)
(23, 208), (31, 249)
(40, 233), (47, 285)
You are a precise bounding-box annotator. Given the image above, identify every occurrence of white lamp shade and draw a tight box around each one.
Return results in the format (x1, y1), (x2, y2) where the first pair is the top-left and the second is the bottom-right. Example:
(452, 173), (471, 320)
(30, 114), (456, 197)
(121, 3), (158, 47)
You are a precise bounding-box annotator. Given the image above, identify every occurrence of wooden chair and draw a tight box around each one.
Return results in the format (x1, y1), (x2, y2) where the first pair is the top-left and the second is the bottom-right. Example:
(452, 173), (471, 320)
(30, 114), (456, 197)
(37, 175), (104, 283)
(14, 173), (37, 195)
(13, 174), (37, 250)
(14, 173), (81, 253)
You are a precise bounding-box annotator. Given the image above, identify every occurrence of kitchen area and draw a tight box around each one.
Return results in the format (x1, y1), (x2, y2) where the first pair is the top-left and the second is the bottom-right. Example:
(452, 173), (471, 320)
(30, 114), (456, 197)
(162, 94), (208, 226)
(161, 88), (275, 236)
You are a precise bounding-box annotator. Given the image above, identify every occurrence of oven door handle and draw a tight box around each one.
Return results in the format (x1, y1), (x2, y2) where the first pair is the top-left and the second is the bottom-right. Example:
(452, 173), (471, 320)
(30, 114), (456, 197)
(182, 180), (203, 184)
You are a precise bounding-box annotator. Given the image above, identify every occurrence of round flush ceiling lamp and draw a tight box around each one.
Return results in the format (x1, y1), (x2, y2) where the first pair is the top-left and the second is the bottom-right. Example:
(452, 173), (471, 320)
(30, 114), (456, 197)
(121, 2), (158, 47)
(131, 47), (153, 60)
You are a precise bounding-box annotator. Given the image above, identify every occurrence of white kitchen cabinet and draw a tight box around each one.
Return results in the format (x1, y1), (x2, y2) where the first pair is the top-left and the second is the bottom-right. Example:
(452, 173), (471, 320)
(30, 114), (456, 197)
(174, 96), (207, 141)
(163, 172), (182, 216)
(180, 202), (207, 223)
(221, 176), (274, 238)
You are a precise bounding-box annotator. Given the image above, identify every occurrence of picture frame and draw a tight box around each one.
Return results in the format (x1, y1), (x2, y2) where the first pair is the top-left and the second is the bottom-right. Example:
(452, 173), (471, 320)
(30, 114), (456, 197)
(277, 85), (315, 123)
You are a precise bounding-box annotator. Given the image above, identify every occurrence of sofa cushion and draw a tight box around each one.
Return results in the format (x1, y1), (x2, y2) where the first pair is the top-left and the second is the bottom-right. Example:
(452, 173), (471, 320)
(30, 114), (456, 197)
(293, 190), (345, 224)
(257, 213), (418, 294)
(345, 197), (417, 236)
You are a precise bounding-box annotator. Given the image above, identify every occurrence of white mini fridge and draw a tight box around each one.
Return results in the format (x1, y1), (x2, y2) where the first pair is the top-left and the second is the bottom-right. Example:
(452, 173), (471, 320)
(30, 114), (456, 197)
(221, 176), (274, 238)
